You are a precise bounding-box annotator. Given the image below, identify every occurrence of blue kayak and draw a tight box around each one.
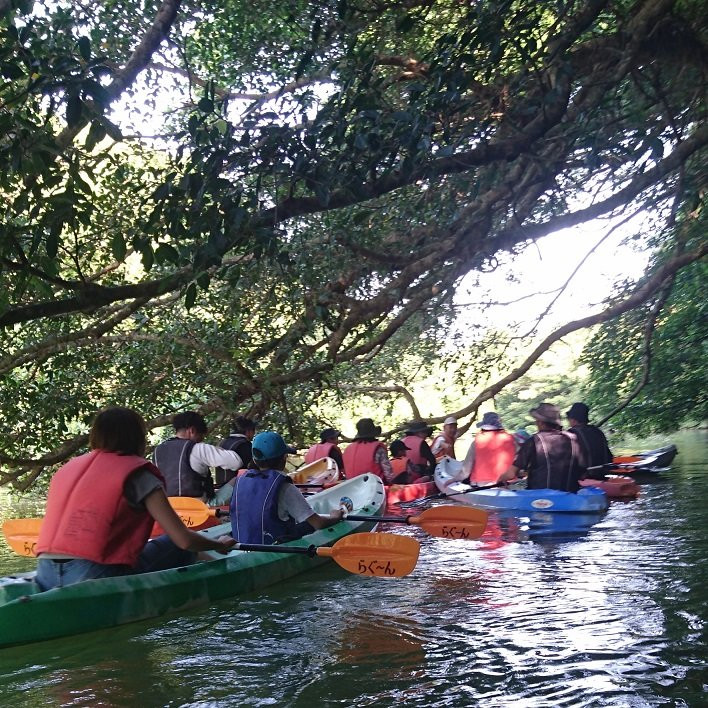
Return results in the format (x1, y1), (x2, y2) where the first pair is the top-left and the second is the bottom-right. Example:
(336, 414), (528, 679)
(435, 458), (609, 513)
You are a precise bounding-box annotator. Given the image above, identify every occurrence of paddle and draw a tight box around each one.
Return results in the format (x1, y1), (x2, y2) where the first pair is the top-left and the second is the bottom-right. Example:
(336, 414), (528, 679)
(586, 456), (660, 473)
(2, 518), (41, 557)
(400, 481), (504, 506)
(232, 532), (420, 577)
(344, 506), (488, 540)
(1, 520), (419, 577)
(167, 496), (227, 527)
(2, 497), (227, 557)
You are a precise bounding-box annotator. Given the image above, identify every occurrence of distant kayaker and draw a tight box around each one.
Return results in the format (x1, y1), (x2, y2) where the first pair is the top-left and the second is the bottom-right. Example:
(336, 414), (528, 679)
(35, 407), (236, 591)
(497, 403), (587, 491)
(402, 421), (437, 481)
(217, 415), (257, 485)
(303, 427), (346, 478)
(389, 440), (415, 484)
(342, 418), (394, 483)
(153, 411), (243, 499)
(462, 412), (516, 485)
(430, 416), (459, 460)
(230, 431), (350, 544)
(565, 402), (613, 475)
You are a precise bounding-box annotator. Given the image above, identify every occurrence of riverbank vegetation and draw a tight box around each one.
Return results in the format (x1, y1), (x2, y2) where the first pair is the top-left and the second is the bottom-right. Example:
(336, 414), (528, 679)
(1, 0), (705, 489)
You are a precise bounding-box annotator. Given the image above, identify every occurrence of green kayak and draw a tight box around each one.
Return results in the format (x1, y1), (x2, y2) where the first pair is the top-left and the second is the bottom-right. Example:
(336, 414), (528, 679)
(0, 474), (386, 648)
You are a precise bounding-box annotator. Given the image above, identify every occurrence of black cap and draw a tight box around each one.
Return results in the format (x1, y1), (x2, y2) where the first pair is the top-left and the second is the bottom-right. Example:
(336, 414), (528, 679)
(566, 402), (589, 423)
(319, 427), (340, 442)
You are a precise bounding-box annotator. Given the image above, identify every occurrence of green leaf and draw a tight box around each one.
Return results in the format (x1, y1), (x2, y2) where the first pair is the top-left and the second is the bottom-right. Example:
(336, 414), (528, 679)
(185, 282), (197, 310)
(77, 36), (91, 62)
(141, 244), (154, 271)
(111, 232), (126, 261)
(85, 120), (107, 150)
(198, 97), (214, 113)
(155, 242), (180, 265)
(66, 95), (83, 127)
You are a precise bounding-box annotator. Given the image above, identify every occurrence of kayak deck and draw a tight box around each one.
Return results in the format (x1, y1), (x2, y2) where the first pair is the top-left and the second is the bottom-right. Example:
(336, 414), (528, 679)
(0, 474), (385, 648)
(435, 458), (609, 513)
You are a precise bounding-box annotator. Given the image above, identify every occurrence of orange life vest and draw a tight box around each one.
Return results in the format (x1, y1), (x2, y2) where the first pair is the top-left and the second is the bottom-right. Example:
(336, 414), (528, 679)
(37, 450), (164, 566)
(470, 430), (516, 484)
(304, 442), (334, 464)
(342, 441), (385, 480)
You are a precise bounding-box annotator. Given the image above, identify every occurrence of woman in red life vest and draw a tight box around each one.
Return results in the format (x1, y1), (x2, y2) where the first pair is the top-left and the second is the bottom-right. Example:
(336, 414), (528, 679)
(342, 418), (393, 482)
(36, 407), (236, 591)
(402, 421), (437, 481)
(303, 427), (345, 477)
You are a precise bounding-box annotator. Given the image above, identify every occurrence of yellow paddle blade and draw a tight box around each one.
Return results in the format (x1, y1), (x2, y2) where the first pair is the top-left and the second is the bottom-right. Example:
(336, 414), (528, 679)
(2, 518), (43, 557)
(411, 506), (488, 541)
(166, 497), (215, 527)
(317, 532), (420, 577)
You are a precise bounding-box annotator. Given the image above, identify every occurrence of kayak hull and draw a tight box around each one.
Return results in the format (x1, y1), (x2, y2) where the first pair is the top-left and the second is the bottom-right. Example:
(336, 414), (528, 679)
(579, 475), (639, 499)
(385, 481), (436, 504)
(288, 457), (340, 485)
(0, 475), (385, 649)
(435, 458), (609, 513)
(613, 444), (678, 473)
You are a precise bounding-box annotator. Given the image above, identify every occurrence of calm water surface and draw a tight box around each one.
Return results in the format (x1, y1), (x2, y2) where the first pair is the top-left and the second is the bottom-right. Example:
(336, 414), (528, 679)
(0, 430), (706, 707)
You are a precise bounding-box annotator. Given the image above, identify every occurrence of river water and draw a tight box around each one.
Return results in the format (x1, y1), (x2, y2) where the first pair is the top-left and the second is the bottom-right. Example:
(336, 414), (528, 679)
(0, 430), (706, 707)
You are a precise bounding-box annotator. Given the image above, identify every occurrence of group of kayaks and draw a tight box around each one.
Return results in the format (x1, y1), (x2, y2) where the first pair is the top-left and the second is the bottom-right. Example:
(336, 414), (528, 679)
(0, 444), (677, 649)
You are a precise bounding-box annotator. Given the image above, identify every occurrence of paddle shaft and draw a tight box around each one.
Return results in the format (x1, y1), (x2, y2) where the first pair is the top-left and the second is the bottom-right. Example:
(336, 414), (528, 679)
(346, 514), (417, 524)
(233, 542), (318, 556)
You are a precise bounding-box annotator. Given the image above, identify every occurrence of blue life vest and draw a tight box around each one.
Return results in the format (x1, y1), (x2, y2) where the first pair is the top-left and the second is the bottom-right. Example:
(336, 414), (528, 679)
(230, 468), (299, 544)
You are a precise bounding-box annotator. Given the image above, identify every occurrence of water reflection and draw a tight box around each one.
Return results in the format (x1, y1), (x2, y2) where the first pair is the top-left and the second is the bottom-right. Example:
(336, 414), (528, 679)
(0, 431), (706, 706)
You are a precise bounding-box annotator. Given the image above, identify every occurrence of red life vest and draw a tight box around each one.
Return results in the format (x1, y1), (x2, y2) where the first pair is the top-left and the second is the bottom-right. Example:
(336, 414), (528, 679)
(342, 441), (385, 480)
(402, 435), (426, 467)
(37, 450), (164, 566)
(471, 430), (516, 483)
(304, 442), (334, 464)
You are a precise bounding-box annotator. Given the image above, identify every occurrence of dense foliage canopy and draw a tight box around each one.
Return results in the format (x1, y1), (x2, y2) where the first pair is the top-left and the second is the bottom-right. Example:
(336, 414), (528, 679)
(0, 0), (705, 488)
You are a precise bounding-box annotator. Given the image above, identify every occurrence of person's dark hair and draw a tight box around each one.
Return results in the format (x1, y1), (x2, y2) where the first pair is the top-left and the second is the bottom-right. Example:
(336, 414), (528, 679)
(231, 415), (256, 434)
(172, 411), (208, 435)
(253, 454), (287, 471)
(89, 407), (147, 456)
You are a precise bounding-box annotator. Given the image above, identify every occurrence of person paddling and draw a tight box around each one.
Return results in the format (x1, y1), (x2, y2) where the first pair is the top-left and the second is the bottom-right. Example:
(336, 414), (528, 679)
(431, 416), (459, 460)
(217, 415), (257, 485)
(342, 419), (393, 483)
(303, 427), (346, 478)
(497, 403), (587, 491)
(565, 402), (613, 476)
(153, 411), (243, 500)
(230, 431), (350, 544)
(35, 407), (236, 591)
(402, 421), (437, 481)
(389, 440), (415, 484)
(462, 412), (516, 485)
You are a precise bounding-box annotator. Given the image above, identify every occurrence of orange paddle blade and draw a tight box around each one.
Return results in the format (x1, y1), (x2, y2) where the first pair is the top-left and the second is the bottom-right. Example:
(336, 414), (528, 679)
(410, 506), (488, 540)
(167, 497), (216, 528)
(317, 532), (419, 577)
(2, 518), (43, 557)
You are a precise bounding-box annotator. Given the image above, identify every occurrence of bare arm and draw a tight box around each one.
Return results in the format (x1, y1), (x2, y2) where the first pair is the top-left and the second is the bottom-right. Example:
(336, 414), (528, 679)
(497, 465), (522, 484)
(305, 507), (347, 531)
(144, 488), (236, 554)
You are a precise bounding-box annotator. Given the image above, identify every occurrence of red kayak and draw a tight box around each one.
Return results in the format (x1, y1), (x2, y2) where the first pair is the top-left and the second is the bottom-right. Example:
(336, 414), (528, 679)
(579, 475), (639, 499)
(385, 481), (437, 505)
